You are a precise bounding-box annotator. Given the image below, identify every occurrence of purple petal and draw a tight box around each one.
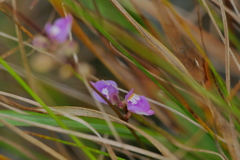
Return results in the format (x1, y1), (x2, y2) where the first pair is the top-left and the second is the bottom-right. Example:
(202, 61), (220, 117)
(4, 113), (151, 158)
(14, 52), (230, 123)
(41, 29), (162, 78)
(45, 14), (73, 43)
(90, 81), (108, 104)
(125, 89), (134, 101)
(126, 92), (154, 116)
(92, 90), (108, 104)
(106, 84), (118, 95)
(91, 80), (119, 104)
(146, 110), (155, 115)
(127, 96), (150, 111)
(134, 110), (155, 116)
(105, 80), (118, 87)
(91, 81), (109, 91)
(107, 85), (119, 104)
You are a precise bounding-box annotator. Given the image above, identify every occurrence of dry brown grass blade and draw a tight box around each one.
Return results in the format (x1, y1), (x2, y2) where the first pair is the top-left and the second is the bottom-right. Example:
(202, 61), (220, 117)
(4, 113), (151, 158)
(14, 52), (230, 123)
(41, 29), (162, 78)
(201, 1), (230, 42)
(109, 0), (192, 79)
(229, 115), (240, 159)
(153, 0), (210, 85)
(186, 18), (240, 76)
(0, 92), (118, 160)
(0, 46), (19, 59)
(0, 2), (35, 38)
(12, 0), (35, 90)
(229, 0), (240, 17)
(171, 128), (227, 160)
(218, 0), (231, 92)
(0, 101), (27, 114)
(24, 131), (133, 160)
(111, 146), (151, 160)
(51, 104), (120, 160)
(201, 95), (229, 159)
(0, 91), (119, 122)
(0, 92), (117, 160)
(200, 0), (240, 78)
(0, 118), (68, 160)
(135, 115), (227, 160)
(24, 131), (73, 160)
(210, 0), (240, 23)
(54, 104), (212, 139)
(227, 80), (240, 101)
(0, 31), (57, 59)
(130, 0), (160, 39)
(0, 90), (176, 160)
(128, 0), (240, 76)
(0, 114), (167, 160)
(51, 108), (102, 138)
(0, 136), (38, 160)
(0, 60), (96, 106)
(0, 94), (40, 112)
(214, 108), (240, 160)
(171, 134), (227, 160)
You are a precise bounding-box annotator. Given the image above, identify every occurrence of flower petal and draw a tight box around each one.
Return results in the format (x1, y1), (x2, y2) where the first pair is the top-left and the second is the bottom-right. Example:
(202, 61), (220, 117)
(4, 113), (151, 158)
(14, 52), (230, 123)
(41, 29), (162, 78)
(91, 80), (119, 104)
(90, 81), (108, 104)
(45, 14), (73, 43)
(125, 89), (134, 101)
(107, 85), (119, 104)
(126, 90), (154, 116)
(146, 110), (155, 115)
(105, 80), (118, 87)
(92, 90), (108, 104)
(106, 84), (118, 95)
(91, 81), (109, 91)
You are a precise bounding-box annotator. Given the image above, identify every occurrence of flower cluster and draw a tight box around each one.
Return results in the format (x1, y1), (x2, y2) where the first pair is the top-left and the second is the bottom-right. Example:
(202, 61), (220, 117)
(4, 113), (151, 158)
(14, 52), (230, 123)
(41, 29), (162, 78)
(91, 80), (154, 116)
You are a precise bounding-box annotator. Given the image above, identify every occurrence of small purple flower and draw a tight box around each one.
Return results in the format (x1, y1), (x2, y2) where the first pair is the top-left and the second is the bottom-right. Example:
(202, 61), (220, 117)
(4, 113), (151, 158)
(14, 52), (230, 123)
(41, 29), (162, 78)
(91, 80), (120, 105)
(125, 89), (154, 116)
(45, 14), (73, 43)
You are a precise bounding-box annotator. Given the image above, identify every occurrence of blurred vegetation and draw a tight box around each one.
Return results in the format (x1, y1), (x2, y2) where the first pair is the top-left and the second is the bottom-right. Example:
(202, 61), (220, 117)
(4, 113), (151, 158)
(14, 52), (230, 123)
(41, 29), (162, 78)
(0, 0), (240, 160)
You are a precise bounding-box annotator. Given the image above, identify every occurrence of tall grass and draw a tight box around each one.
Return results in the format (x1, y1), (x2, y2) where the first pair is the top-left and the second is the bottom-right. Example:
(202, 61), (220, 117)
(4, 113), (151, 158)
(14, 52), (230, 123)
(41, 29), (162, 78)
(0, 0), (240, 159)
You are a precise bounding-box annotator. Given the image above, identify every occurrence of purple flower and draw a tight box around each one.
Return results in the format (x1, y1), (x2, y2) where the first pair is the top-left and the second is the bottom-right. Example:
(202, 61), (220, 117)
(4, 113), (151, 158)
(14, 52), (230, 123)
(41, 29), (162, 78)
(44, 14), (73, 43)
(91, 80), (120, 105)
(125, 89), (154, 116)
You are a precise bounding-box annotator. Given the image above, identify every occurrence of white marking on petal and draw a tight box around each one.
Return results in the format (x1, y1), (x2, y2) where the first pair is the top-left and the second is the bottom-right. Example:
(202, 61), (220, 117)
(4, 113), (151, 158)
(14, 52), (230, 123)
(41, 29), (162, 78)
(101, 88), (109, 99)
(49, 26), (61, 36)
(135, 111), (147, 115)
(128, 94), (140, 105)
